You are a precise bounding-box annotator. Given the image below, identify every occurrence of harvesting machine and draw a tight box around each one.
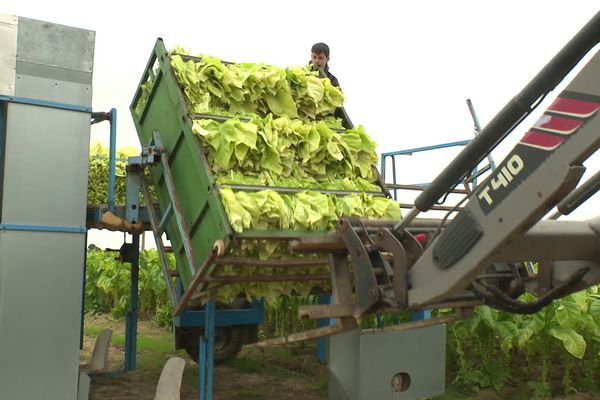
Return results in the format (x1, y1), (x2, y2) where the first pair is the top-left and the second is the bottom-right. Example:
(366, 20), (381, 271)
(126, 9), (600, 399)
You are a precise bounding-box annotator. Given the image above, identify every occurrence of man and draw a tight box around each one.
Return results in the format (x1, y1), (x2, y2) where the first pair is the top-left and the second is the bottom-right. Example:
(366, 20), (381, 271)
(310, 42), (340, 88)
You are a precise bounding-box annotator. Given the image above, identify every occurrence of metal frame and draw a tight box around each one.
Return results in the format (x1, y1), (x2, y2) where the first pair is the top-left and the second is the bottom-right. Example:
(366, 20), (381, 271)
(0, 223), (86, 233)
(199, 300), (215, 400)
(83, 108), (140, 376)
(0, 94), (92, 113)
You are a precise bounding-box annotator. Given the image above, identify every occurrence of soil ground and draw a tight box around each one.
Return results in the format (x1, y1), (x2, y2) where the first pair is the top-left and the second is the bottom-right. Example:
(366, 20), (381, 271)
(81, 314), (600, 400)
(81, 314), (327, 400)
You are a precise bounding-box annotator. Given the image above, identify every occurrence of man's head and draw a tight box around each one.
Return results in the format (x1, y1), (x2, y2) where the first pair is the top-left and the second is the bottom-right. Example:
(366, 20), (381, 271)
(311, 42), (330, 69)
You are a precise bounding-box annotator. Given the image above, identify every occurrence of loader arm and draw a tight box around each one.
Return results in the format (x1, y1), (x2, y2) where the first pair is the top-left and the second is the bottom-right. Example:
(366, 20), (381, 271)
(407, 11), (600, 308)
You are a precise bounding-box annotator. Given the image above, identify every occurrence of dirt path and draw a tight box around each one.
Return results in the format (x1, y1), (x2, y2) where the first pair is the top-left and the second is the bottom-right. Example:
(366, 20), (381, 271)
(81, 315), (327, 399)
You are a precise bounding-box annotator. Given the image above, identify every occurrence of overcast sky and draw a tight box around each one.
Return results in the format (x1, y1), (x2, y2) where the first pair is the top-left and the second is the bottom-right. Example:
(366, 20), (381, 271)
(4, 1), (600, 246)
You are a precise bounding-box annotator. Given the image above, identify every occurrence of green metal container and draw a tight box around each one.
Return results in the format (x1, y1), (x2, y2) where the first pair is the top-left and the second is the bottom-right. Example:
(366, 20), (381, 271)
(130, 39), (234, 289)
(130, 39), (390, 294)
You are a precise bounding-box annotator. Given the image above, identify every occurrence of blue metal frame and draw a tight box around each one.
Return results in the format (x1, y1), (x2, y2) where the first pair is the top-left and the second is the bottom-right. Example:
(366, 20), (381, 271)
(200, 300), (216, 400)
(174, 279), (264, 328)
(380, 139), (472, 159)
(411, 310), (432, 320)
(0, 223), (86, 233)
(0, 95), (92, 113)
(81, 232), (88, 350)
(108, 108), (117, 212)
(0, 100), (5, 219)
(380, 140), (472, 201)
(124, 234), (140, 371)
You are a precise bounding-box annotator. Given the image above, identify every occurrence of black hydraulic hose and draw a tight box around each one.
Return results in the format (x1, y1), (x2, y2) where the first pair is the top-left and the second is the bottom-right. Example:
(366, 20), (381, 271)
(414, 11), (600, 212)
(556, 168), (600, 216)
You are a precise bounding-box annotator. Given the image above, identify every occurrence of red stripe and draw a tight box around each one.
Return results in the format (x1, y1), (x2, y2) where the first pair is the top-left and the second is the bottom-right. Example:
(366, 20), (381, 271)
(548, 97), (600, 118)
(533, 115), (583, 134)
(520, 130), (565, 150)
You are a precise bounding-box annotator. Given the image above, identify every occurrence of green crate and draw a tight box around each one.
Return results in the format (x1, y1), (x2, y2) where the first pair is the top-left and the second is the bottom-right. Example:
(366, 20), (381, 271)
(130, 40), (392, 295)
(130, 39), (234, 290)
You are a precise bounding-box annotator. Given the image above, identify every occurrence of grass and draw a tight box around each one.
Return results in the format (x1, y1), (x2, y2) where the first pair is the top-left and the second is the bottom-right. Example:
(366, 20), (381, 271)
(84, 324), (173, 353)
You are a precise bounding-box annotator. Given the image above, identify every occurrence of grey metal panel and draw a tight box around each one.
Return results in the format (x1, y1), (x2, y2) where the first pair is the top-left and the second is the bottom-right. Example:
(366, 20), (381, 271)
(1, 102), (90, 226)
(329, 325), (446, 400)
(17, 17), (94, 74)
(0, 230), (85, 400)
(16, 60), (92, 85)
(14, 72), (92, 106)
(0, 13), (17, 96)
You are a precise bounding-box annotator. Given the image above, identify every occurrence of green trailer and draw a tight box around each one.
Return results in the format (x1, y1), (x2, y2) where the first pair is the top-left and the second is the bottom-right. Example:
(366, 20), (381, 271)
(127, 39), (444, 396)
(129, 40), (403, 340)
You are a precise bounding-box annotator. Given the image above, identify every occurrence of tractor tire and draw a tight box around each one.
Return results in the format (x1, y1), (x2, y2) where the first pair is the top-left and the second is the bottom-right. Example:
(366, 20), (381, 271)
(178, 326), (244, 364)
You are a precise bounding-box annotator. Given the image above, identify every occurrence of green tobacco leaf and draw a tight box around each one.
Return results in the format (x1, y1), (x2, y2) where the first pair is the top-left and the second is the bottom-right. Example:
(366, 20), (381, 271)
(555, 297), (584, 329)
(549, 327), (586, 358)
(171, 51), (343, 120)
(266, 91), (299, 118)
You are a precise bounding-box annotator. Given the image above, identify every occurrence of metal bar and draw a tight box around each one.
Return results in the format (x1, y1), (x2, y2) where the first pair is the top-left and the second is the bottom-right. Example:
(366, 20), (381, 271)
(467, 98), (496, 171)
(380, 154), (386, 191)
(289, 234), (346, 254)
(315, 294), (332, 364)
(178, 54), (233, 66)
(203, 274), (330, 283)
(392, 207), (420, 233)
(236, 229), (328, 240)
(385, 183), (469, 194)
(158, 203), (173, 234)
(205, 300), (216, 400)
(391, 155), (398, 200)
(362, 312), (469, 334)
(199, 335), (207, 400)
(215, 257), (329, 267)
(410, 310), (432, 321)
(0, 101), (5, 217)
(398, 202), (460, 211)
(360, 217), (443, 228)
(108, 108), (117, 212)
(464, 164), (492, 184)
(153, 131), (204, 289)
(189, 113), (346, 133)
(124, 234), (140, 371)
(175, 303), (264, 328)
(299, 304), (354, 319)
(141, 178), (178, 307)
(555, 168), (600, 216)
(199, 299), (216, 400)
(0, 223), (86, 233)
(192, 113), (249, 123)
(255, 324), (355, 347)
(80, 234), (88, 350)
(380, 139), (471, 158)
(174, 248), (219, 316)
(0, 95), (92, 113)
(219, 183), (384, 197)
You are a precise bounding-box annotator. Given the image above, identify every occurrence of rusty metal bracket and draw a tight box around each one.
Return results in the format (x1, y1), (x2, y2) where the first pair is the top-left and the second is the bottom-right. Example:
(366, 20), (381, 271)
(338, 218), (380, 317)
(370, 229), (409, 309)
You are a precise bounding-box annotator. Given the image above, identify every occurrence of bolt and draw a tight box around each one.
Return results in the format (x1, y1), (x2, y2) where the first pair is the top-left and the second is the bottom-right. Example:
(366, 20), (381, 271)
(370, 288), (379, 299)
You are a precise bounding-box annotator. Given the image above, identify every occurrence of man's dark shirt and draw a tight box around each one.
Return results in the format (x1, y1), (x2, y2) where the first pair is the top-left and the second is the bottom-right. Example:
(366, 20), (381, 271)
(309, 62), (340, 87)
(323, 65), (340, 88)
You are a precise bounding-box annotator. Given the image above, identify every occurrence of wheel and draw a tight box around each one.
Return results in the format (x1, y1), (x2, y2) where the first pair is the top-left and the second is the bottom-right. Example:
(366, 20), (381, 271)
(177, 326), (244, 364)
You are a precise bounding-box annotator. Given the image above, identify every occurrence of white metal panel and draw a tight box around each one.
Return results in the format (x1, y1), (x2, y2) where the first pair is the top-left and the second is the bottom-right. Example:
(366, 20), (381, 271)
(1, 103), (90, 226)
(0, 13), (17, 96)
(0, 230), (86, 400)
